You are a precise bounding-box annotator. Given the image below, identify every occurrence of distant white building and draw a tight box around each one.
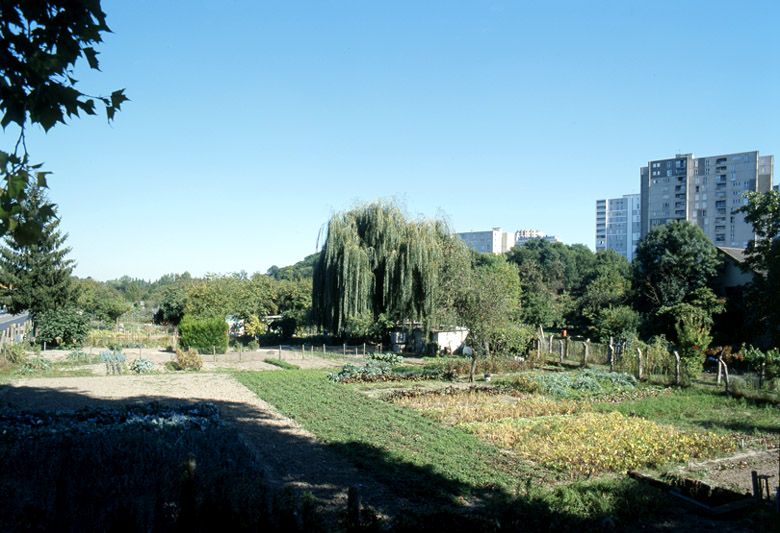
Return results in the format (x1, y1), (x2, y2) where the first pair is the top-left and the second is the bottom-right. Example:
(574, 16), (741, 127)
(595, 194), (641, 262)
(513, 229), (558, 247)
(456, 227), (514, 254)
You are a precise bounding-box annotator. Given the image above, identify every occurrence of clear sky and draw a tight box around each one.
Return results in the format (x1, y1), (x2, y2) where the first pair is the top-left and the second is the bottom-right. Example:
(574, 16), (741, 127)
(4, 0), (779, 280)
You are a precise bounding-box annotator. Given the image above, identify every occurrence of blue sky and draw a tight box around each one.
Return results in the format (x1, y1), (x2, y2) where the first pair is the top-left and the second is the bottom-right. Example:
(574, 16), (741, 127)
(4, 0), (779, 280)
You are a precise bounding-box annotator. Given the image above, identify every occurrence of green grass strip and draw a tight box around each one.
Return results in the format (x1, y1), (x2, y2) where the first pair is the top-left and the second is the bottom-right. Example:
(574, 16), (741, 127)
(591, 386), (780, 436)
(235, 370), (525, 501)
(262, 358), (300, 370)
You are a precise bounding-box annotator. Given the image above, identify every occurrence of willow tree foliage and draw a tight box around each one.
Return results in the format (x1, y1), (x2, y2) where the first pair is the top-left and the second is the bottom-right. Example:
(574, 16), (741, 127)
(312, 203), (450, 334)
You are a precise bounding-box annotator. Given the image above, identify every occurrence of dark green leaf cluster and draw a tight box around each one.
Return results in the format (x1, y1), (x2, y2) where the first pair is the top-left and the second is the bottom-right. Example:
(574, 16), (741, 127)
(0, 0), (127, 129)
(35, 306), (89, 347)
(0, 0), (127, 245)
(632, 221), (721, 340)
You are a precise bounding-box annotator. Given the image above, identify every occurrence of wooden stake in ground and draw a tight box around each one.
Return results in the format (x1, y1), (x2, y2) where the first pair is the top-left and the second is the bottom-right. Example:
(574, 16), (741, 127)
(537, 335), (544, 362)
(608, 337), (615, 372)
(582, 339), (590, 368)
(673, 350), (681, 386)
(718, 355), (730, 394)
(558, 339), (564, 365)
(636, 347), (643, 380)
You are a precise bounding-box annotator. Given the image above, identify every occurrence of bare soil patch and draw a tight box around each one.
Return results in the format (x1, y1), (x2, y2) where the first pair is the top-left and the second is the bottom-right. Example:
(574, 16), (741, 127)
(673, 448), (780, 495)
(39, 346), (344, 373)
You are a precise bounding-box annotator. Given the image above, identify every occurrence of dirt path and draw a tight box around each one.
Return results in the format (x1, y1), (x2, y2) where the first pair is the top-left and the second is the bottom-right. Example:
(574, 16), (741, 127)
(40, 346), (345, 373)
(0, 373), (405, 516)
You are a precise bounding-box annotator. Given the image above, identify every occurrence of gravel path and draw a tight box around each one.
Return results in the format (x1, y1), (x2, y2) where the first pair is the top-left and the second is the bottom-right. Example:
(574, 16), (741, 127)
(0, 372), (404, 516)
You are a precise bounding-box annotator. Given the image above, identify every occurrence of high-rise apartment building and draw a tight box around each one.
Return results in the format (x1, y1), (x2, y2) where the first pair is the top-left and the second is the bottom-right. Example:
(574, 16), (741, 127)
(640, 151), (773, 248)
(595, 194), (641, 262)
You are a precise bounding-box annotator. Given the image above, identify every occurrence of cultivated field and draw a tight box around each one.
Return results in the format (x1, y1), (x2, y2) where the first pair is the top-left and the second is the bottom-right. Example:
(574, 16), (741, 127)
(1, 350), (778, 530)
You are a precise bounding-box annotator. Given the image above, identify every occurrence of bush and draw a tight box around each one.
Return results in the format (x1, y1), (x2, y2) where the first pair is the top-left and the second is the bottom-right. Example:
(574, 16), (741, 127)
(490, 323), (536, 355)
(100, 350), (126, 375)
(171, 348), (203, 371)
(16, 356), (52, 375)
(1, 343), (27, 365)
(35, 307), (89, 348)
(367, 352), (404, 365)
(741, 345), (780, 384)
(178, 316), (228, 354)
(505, 369), (638, 399)
(129, 358), (155, 374)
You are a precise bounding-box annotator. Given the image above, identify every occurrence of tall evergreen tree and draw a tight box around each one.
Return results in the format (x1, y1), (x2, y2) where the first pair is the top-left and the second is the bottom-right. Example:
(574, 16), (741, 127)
(0, 187), (76, 319)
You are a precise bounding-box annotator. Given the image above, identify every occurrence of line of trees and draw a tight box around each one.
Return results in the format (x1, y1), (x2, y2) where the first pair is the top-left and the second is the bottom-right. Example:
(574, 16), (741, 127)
(310, 196), (779, 372)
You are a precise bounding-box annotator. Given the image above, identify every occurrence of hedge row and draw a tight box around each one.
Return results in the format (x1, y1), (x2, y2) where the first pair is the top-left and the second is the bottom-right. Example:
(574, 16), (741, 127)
(178, 316), (228, 354)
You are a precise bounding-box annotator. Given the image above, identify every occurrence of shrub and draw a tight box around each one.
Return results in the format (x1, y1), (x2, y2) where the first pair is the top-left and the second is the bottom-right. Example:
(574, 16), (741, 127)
(172, 348), (203, 371)
(741, 345), (780, 385)
(490, 323), (536, 355)
(100, 350), (126, 375)
(16, 356), (52, 375)
(129, 358), (155, 374)
(505, 369), (637, 399)
(1, 343), (27, 365)
(178, 316), (228, 354)
(35, 307), (89, 348)
(367, 352), (404, 365)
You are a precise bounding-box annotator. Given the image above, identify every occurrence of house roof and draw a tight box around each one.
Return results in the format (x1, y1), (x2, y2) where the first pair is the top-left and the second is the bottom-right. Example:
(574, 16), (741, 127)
(716, 246), (747, 264)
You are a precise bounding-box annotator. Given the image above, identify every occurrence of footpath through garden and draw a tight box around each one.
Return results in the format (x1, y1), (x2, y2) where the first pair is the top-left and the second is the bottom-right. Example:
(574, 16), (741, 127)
(0, 372), (406, 518)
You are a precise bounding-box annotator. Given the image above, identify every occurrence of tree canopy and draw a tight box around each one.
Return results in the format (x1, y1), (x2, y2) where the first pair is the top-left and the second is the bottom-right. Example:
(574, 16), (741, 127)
(0, 186), (76, 319)
(312, 202), (450, 335)
(0, 0), (127, 244)
(738, 190), (780, 345)
(632, 220), (721, 339)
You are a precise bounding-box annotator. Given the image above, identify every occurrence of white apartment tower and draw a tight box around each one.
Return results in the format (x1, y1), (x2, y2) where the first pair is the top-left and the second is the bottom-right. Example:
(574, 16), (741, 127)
(595, 194), (641, 262)
(640, 151), (774, 248)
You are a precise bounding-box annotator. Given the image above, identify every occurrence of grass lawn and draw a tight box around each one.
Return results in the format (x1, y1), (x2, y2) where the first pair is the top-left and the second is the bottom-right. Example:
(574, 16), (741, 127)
(591, 386), (780, 437)
(235, 369), (532, 502)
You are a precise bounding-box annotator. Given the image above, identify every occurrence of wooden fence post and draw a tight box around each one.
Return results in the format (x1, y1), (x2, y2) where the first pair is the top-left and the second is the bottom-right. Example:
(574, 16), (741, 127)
(582, 339), (590, 368)
(718, 356), (730, 394)
(548, 335), (554, 354)
(673, 350), (681, 386)
(608, 337), (615, 372)
(537, 335), (544, 361)
(558, 339), (564, 365)
(636, 347), (643, 380)
(343, 343), (346, 355)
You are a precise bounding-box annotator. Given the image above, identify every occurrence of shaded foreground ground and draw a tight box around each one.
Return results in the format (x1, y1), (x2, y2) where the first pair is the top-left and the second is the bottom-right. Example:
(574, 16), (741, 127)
(0, 373), (400, 519)
(1, 369), (777, 530)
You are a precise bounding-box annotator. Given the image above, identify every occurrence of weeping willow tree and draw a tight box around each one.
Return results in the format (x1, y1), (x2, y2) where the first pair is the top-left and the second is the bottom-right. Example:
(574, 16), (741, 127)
(313, 202), (451, 334)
